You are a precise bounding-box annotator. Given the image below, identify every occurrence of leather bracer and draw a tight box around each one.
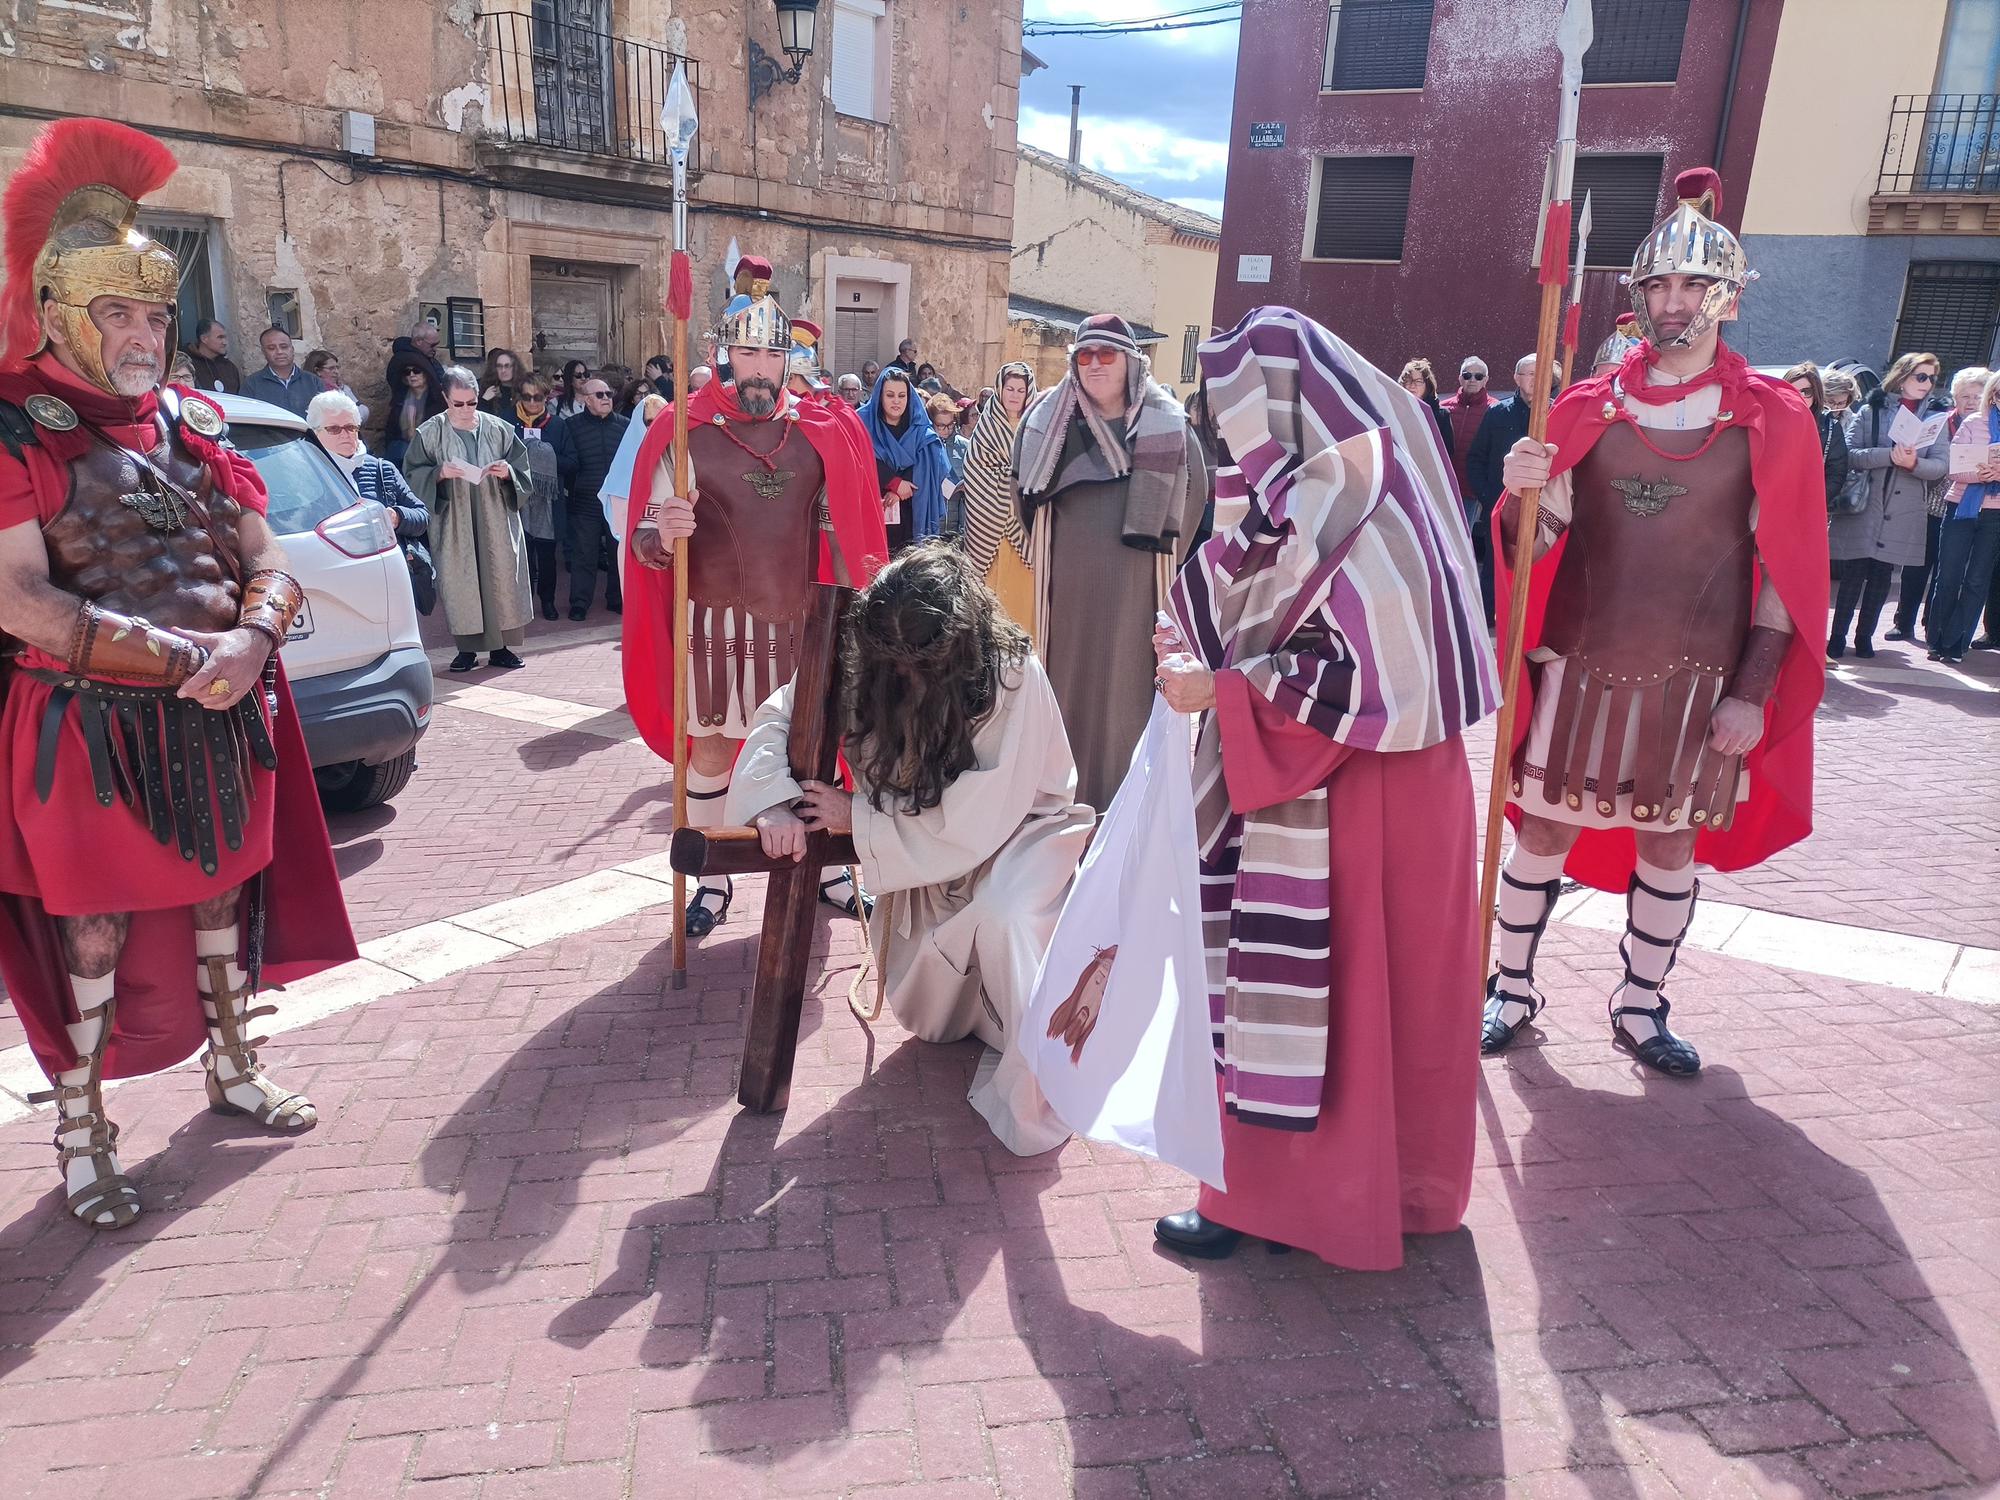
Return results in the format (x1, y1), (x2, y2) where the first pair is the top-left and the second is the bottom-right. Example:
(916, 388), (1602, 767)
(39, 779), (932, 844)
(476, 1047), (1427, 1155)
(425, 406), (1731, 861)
(238, 569), (305, 650)
(67, 601), (208, 686)
(1725, 624), (1790, 708)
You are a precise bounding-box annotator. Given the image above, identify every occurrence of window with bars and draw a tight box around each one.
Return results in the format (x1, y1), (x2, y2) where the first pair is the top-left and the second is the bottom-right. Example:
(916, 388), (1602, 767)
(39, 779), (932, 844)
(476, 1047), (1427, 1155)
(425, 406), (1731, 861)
(1322, 0), (1436, 91)
(1308, 156), (1414, 262)
(1582, 0), (1690, 85)
(1569, 154), (1664, 269)
(1892, 261), (2000, 383)
(1181, 326), (1200, 385)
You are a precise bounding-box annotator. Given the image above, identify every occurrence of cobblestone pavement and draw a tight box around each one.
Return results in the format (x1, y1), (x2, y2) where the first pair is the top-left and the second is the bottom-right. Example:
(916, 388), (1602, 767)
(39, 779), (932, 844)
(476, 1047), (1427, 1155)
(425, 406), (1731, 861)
(0, 630), (1995, 1499)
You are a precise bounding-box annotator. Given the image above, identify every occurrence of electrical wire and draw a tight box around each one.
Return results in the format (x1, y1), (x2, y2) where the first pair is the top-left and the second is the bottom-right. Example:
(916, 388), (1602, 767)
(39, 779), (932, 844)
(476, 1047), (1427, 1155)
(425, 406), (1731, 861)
(1023, 13), (1240, 38)
(1027, 1), (1238, 26)
(1024, 2), (1239, 35)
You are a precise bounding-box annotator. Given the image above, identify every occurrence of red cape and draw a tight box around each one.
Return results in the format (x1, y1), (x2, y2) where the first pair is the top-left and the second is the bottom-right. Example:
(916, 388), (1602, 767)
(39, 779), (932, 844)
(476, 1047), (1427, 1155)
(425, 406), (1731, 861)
(621, 383), (888, 761)
(1494, 343), (1829, 891)
(0, 365), (357, 1078)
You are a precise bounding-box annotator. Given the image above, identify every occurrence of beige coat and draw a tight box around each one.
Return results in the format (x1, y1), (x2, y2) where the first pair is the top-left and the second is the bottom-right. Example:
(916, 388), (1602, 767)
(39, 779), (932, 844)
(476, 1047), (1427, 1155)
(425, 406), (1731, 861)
(726, 654), (1092, 1155)
(405, 410), (533, 646)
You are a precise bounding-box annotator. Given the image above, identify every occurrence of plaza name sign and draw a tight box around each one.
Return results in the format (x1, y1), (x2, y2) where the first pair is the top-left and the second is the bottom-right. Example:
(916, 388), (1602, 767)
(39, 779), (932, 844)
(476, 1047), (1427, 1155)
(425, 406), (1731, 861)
(1248, 122), (1286, 149)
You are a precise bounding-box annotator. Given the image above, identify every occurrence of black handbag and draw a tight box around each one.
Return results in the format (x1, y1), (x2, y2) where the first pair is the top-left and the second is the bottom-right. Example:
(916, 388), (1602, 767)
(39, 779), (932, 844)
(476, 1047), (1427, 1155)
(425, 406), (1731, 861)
(402, 537), (438, 616)
(1831, 408), (1873, 516)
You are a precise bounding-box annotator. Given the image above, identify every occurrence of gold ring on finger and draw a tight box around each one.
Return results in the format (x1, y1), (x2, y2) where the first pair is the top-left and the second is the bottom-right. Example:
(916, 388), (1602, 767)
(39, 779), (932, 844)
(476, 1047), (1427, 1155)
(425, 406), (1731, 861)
(208, 677), (232, 698)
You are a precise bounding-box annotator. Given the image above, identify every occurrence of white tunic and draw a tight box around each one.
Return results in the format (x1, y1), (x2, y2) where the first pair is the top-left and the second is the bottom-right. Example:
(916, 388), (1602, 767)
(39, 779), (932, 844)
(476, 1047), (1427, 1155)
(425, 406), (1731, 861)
(725, 654), (1093, 1155)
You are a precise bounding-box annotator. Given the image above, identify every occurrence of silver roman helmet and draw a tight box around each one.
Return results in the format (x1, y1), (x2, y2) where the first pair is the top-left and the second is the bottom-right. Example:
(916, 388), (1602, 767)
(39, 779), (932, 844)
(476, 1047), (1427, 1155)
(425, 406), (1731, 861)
(1623, 167), (1753, 350)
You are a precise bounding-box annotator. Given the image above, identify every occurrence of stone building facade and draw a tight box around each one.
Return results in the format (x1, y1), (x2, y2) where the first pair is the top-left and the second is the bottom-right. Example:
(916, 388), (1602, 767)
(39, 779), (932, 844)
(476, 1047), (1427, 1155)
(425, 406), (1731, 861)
(0, 0), (1022, 426)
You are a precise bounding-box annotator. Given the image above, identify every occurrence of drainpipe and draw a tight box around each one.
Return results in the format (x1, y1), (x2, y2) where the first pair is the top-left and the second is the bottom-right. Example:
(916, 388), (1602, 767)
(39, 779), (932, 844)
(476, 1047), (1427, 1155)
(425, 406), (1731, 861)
(1712, 0), (1753, 190)
(1068, 85), (1083, 166)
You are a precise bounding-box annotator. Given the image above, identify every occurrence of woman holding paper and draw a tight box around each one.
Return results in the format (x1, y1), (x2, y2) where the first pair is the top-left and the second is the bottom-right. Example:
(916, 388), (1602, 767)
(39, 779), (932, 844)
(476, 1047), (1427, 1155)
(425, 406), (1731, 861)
(1148, 308), (1499, 1271)
(1830, 353), (1950, 659)
(1927, 369), (2000, 664)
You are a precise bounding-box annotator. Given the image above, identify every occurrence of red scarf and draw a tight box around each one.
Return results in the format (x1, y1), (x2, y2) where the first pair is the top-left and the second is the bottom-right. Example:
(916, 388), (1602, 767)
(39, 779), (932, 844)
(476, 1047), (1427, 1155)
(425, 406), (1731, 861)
(1614, 339), (1749, 409)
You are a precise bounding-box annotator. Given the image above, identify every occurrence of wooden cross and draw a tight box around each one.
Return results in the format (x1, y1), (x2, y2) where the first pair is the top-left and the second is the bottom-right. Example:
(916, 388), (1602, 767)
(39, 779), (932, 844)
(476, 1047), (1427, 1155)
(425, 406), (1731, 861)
(669, 583), (857, 1114)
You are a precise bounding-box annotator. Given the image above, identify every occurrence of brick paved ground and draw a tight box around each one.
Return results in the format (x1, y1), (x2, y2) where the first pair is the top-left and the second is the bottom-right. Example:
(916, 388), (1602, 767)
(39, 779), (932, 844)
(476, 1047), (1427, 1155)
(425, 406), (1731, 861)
(0, 633), (1997, 1498)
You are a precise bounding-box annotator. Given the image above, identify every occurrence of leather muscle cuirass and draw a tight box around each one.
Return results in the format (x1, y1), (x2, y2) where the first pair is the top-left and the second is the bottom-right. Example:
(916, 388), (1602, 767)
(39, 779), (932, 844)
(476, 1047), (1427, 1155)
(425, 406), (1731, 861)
(43, 419), (246, 635)
(687, 418), (826, 623)
(1542, 420), (1756, 684)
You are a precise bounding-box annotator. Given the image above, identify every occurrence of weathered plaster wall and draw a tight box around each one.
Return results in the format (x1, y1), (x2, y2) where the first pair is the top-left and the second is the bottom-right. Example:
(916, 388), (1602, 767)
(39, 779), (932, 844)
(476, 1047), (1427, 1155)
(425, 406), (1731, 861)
(1012, 152), (1162, 319)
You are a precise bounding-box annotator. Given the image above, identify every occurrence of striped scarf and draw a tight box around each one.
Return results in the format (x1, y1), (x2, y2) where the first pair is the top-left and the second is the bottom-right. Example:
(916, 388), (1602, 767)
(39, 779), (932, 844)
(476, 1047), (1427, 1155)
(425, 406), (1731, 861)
(1013, 349), (1192, 554)
(1169, 307), (1499, 1128)
(960, 364), (1034, 577)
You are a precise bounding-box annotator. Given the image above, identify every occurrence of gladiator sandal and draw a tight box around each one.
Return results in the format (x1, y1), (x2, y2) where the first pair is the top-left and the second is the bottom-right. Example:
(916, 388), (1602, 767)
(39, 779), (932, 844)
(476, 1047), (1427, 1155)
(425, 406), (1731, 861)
(685, 877), (733, 940)
(819, 867), (874, 920)
(26, 993), (141, 1229)
(200, 957), (318, 1131)
(1480, 870), (1562, 1055)
(1608, 872), (1702, 1077)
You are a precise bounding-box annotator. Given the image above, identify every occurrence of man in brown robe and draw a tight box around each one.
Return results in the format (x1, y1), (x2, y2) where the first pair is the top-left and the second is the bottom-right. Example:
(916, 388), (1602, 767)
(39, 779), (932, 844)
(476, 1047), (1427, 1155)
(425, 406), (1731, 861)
(1011, 314), (1208, 810)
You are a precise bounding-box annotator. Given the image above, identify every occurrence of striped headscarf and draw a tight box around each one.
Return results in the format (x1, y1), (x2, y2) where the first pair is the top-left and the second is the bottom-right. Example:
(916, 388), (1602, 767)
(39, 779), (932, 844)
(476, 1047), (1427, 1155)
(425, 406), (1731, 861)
(960, 362), (1035, 577)
(1169, 306), (1498, 1128)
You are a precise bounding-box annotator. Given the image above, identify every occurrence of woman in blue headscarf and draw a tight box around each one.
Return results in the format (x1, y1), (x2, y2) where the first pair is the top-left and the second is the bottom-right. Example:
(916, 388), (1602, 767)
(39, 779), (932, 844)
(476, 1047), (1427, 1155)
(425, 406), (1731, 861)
(859, 366), (949, 553)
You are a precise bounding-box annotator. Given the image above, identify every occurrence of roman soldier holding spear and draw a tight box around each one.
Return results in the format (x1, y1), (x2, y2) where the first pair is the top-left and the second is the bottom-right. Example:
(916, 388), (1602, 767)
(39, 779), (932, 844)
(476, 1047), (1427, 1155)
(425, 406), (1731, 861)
(1476, 62), (1829, 1074)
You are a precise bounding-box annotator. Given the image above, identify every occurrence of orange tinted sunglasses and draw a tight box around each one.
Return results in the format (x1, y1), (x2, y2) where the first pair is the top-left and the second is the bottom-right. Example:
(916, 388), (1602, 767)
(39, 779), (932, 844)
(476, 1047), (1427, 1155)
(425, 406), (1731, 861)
(1074, 347), (1124, 367)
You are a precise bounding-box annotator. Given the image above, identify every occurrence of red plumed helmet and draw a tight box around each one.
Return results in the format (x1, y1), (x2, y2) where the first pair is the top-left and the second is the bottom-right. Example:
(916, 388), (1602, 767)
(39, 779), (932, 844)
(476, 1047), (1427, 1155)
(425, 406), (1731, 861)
(2, 118), (179, 369)
(1673, 166), (1723, 218)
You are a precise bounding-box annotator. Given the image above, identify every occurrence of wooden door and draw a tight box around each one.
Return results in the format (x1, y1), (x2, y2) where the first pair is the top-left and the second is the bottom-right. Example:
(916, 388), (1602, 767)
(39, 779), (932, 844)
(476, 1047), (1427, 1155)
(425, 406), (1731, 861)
(531, 269), (614, 372)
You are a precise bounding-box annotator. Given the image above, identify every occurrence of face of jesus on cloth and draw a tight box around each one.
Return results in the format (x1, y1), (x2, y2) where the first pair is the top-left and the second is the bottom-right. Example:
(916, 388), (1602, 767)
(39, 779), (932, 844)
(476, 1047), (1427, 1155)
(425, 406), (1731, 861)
(730, 346), (785, 417)
(48, 294), (169, 398)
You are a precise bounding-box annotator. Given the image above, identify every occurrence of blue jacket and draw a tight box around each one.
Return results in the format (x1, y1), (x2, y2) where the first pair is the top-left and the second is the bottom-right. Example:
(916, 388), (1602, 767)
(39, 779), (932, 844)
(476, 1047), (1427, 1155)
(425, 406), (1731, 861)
(242, 364), (319, 418)
(1465, 392), (1537, 515)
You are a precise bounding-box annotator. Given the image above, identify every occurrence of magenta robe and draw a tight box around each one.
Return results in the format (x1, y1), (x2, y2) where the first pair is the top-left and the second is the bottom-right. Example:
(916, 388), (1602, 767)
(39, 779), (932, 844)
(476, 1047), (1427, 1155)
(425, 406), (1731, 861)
(1195, 669), (1481, 1271)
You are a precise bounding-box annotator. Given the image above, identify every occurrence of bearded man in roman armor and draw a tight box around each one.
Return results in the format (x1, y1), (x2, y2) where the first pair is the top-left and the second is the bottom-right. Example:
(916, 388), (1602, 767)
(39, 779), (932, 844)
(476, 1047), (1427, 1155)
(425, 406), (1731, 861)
(0, 119), (355, 1227)
(1479, 168), (1828, 1077)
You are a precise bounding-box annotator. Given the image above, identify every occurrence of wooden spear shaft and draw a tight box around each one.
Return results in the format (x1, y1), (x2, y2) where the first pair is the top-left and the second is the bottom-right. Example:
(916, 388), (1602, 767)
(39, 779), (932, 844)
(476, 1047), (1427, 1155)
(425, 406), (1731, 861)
(669, 300), (693, 987)
(1477, 274), (1565, 982)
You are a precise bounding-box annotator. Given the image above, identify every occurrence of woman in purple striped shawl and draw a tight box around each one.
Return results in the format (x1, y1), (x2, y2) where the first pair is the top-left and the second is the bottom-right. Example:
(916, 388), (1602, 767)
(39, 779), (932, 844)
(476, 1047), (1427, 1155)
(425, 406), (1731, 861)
(1150, 307), (1501, 1271)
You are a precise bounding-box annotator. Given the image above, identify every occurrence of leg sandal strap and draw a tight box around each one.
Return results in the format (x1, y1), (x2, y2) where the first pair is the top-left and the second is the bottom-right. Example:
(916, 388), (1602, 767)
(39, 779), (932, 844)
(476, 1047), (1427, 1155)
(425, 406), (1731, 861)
(1609, 990), (1701, 1076)
(1481, 974), (1544, 1055)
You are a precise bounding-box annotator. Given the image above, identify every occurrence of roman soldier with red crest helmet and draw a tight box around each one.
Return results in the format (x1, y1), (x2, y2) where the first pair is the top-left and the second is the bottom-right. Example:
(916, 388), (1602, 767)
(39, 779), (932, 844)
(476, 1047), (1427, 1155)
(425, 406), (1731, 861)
(1480, 167), (1828, 1077)
(0, 119), (355, 1227)
(623, 269), (887, 933)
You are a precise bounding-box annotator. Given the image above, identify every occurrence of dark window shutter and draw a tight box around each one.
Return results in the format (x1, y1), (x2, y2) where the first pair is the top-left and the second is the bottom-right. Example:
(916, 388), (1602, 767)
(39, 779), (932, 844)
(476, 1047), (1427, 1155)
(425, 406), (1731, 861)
(1324, 0), (1436, 91)
(1181, 327), (1200, 386)
(1893, 262), (2000, 384)
(1570, 154), (1664, 269)
(1312, 156), (1414, 262)
(1583, 0), (1691, 85)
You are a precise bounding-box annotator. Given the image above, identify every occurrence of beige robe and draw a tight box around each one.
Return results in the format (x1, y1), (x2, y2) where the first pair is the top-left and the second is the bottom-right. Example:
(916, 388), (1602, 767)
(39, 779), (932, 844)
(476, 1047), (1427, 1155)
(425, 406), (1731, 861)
(405, 410), (534, 649)
(725, 654), (1092, 1155)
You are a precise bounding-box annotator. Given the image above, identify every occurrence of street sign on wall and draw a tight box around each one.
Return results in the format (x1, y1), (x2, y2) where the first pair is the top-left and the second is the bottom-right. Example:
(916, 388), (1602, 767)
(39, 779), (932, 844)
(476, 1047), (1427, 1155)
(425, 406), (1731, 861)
(1238, 255), (1273, 284)
(1248, 122), (1286, 149)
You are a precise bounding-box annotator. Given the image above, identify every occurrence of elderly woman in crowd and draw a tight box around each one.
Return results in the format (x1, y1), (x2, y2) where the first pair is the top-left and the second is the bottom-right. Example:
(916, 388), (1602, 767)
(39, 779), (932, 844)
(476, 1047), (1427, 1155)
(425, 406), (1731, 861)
(960, 361), (1038, 631)
(1830, 351), (1951, 659)
(310, 389), (430, 605)
(304, 349), (368, 426)
(1149, 307), (1498, 1269)
(1927, 369), (2000, 664)
(404, 366), (535, 672)
(859, 367), (949, 554)
(1784, 361), (1849, 512)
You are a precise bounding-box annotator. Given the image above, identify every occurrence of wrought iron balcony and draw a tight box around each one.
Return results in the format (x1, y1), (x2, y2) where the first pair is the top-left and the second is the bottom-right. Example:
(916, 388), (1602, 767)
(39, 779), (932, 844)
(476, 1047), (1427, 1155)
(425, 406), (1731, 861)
(477, 10), (702, 169)
(1870, 94), (2000, 234)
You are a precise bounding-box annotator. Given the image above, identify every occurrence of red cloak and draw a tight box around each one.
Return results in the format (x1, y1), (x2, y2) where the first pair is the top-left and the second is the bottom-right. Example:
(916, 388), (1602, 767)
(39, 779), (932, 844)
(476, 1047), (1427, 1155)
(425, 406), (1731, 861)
(621, 382), (888, 762)
(1494, 342), (1829, 892)
(0, 361), (358, 1079)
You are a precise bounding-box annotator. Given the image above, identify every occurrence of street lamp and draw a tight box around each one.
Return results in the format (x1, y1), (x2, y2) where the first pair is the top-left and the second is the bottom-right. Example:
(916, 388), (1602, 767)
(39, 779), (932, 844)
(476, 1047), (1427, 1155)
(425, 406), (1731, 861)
(751, 0), (820, 103)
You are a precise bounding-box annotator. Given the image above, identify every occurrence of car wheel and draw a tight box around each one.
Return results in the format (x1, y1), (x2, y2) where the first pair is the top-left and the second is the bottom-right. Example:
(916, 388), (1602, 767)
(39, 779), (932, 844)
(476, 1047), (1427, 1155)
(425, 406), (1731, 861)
(316, 748), (418, 812)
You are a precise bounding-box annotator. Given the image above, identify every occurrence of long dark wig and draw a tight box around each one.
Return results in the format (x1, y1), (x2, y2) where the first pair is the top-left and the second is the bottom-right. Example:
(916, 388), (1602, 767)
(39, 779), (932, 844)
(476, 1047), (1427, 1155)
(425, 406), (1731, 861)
(841, 540), (1031, 815)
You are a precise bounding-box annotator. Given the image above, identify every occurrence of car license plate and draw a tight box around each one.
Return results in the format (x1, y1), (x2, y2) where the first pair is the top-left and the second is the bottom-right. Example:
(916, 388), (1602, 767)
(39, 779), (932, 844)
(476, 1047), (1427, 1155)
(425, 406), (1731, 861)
(289, 596), (316, 642)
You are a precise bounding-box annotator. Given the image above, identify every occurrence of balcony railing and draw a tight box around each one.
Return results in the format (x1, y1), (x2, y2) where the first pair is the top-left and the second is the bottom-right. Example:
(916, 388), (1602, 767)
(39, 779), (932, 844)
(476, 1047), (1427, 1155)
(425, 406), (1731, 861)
(1877, 93), (2000, 195)
(477, 10), (701, 168)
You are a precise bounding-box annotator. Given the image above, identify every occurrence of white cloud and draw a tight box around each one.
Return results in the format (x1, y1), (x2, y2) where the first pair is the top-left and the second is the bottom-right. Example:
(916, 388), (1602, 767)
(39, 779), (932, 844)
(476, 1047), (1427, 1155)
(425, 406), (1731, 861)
(1020, 105), (1228, 185)
(1172, 196), (1224, 218)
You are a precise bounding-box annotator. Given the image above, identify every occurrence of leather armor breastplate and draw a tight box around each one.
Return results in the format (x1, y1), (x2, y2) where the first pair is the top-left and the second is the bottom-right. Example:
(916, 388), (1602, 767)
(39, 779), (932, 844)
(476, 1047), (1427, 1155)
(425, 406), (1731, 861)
(687, 418), (825, 624)
(43, 419), (246, 635)
(1542, 419), (1755, 683)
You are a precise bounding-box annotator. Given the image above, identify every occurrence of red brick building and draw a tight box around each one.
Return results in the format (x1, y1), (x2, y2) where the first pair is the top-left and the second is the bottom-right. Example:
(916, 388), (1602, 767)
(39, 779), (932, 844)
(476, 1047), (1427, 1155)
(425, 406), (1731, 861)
(1213, 0), (1784, 382)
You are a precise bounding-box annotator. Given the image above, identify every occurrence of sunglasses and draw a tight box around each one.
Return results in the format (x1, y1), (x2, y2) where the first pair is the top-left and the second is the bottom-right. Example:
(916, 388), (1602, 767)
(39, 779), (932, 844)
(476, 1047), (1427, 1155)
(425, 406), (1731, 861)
(1074, 347), (1123, 368)
(585, 390), (613, 400)
(1908, 372), (1937, 384)
(1461, 370), (1486, 381)
(320, 423), (360, 435)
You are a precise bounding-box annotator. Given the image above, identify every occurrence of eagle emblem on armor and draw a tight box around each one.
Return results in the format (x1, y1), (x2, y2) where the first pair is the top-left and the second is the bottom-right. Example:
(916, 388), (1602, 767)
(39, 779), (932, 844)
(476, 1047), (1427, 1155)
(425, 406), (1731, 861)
(742, 469), (794, 501)
(1611, 475), (1687, 518)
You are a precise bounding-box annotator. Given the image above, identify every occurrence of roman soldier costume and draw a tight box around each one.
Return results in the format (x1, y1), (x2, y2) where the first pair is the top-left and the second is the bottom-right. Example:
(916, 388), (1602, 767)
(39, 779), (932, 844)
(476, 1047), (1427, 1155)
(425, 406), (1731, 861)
(0, 119), (356, 1226)
(622, 277), (887, 933)
(1480, 169), (1828, 1075)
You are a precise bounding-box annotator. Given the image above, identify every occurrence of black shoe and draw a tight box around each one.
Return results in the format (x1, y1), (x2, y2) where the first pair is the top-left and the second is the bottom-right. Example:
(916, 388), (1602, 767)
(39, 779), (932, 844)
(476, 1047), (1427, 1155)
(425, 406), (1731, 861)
(541, 604), (559, 622)
(1928, 648), (1945, 661)
(607, 600), (623, 615)
(489, 649), (525, 669)
(1973, 636), (1997, 651)
(568, 608), (588, 622)
(1825, 637), (1845, 661)
(1154, 1209), (1243, 1260)
(1854, 639), (1876, 659)
(1480, 973), (1543, 1056)
(1885, 626), (1912, 642)
(1609, 985), (1701, 1077)
(448, 652), (477, 673)
(686, 878), (733, 938)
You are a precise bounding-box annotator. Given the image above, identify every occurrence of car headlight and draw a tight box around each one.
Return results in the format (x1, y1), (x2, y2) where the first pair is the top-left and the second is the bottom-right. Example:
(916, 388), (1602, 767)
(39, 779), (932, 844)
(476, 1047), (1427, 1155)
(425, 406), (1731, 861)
(317, 501), (399, 558)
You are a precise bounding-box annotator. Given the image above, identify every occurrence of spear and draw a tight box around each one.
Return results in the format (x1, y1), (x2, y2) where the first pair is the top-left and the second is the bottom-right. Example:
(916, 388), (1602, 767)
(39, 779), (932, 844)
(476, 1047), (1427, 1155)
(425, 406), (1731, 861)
(1561, 190), (1592, 389)
(1477, 0), (1592, 984)
(661, 62), (699, 990)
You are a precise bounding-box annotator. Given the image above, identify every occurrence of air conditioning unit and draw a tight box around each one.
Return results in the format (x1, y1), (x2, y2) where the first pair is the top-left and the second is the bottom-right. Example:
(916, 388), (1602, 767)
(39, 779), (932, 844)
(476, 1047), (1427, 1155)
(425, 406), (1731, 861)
(341, 111), (376, 158)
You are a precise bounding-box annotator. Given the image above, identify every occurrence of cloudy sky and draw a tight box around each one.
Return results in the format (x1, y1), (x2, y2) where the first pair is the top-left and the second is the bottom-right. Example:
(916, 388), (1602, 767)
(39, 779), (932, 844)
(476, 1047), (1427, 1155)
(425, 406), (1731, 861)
(1018, 0), (1240, 221)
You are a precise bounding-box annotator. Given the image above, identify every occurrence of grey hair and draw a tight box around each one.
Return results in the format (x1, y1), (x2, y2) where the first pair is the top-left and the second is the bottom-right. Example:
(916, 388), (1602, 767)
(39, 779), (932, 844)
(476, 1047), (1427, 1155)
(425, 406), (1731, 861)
(1951, 365), (1990, 397)
(306, 389), (362, 428)
(441, 364), (480, 398)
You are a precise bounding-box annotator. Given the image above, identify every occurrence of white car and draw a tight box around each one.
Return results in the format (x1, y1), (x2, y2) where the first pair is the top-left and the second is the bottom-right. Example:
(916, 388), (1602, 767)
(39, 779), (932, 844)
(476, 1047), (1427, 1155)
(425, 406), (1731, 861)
(206, 392), (432, 811)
